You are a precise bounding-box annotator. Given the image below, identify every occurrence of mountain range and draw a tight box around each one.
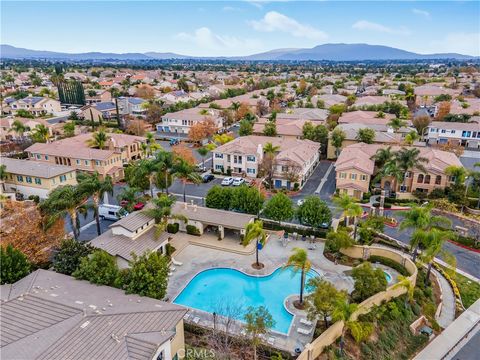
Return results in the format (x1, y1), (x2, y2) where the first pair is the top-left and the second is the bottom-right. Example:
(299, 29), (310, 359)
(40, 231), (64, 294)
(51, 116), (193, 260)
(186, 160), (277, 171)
(1, 43), (476, 61)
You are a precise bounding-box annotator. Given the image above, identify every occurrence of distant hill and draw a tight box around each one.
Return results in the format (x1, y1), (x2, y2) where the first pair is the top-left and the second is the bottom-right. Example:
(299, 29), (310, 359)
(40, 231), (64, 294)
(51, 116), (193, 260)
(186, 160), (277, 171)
(1, 43), (476, 61)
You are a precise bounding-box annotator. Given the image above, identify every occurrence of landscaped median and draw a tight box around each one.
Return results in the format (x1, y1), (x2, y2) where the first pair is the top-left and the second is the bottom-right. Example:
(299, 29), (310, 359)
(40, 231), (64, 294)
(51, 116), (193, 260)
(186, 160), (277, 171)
(297, 244), (418, 360)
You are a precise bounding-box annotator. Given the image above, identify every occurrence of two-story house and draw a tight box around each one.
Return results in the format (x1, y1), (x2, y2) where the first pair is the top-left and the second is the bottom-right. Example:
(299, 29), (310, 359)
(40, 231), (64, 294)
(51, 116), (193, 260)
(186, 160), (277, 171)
(335, 143), (464, 199)
(212, 135), (320, 189)
(25, 133), (146, 181)
(426, 120), (480, 149)
(156, 108), (223, 135)
(10, 95), (61, 116)
(0, 157), (77, 199)
(117, 97), (148, 118)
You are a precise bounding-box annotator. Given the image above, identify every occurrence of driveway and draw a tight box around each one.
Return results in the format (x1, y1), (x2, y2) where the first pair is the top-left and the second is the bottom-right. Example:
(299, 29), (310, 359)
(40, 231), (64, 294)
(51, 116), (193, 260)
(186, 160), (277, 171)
(290, 160), (336, 204)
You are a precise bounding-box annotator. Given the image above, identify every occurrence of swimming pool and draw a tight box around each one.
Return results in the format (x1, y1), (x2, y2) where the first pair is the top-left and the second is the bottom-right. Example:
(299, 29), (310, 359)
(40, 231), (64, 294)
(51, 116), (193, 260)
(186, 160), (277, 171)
(384, 271), (393, 284)
(174, 267), (318, 334)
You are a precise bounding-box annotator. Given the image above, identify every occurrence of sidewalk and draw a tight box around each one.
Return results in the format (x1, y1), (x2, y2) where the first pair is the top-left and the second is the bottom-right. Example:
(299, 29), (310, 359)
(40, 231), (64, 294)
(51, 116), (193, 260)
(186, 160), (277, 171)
(432, 267), (456, 328)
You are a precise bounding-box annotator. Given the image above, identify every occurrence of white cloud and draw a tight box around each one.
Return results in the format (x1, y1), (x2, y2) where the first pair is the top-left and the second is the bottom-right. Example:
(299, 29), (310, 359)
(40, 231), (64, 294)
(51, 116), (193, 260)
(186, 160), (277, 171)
(248, 11), (328, 40)
(412, 8), (431, 19)
(428, 32), (480, 56)
(352, 20), (410, 35)
(175, 27), (262, 55)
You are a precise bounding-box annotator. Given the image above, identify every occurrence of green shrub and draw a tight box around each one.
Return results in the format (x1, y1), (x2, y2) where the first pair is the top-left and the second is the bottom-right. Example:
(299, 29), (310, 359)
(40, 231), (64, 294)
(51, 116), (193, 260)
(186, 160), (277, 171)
(166, 223), (179, 234)
(186, 224), (200, 236)
(28, 195), (40, 203)
(165, 243), (176, 257)
(368, 255), (410, 276)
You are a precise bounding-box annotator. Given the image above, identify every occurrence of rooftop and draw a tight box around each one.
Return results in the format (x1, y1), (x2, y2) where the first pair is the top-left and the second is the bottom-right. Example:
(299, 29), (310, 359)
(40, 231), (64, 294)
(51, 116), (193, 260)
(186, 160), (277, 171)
(0, 157), (75, 178)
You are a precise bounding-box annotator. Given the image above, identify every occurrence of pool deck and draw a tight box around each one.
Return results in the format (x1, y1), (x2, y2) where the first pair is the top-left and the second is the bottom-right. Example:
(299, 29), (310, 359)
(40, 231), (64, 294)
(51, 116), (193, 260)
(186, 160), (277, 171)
(166, 232), (358, 354)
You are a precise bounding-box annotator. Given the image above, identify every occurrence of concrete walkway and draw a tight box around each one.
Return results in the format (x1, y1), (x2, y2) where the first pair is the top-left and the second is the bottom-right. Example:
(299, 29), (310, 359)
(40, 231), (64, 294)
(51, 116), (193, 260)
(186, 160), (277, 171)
(432, 267), (456, 328)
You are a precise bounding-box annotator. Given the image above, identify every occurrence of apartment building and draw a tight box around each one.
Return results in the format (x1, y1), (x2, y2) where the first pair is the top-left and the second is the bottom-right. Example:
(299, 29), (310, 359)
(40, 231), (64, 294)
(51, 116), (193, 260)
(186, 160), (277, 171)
(25, 133), (146, 181)
(426, 120), (480, 149)
(212, 135), (320, 189)
(0, 269), (187, 360)
(0, 157), (77, 199)
(335, 143), (463, 199)
(156, 108), (223, 134)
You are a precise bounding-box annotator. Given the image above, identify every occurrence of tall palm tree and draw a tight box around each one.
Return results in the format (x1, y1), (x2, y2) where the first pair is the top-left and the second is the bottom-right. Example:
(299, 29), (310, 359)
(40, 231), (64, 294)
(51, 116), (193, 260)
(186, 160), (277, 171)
(77, 172), (114, 236)
(156, 150), (174, 195)
(387, 118), (407, 132)
(399, 205), (451, 261)
(370, 146), (394, 169)
(418, 228), (455, 285)
(137, 159), (161, 198)
(32, 124), (51, 143)
(171, 158), (201, 202)
(284, 248), (311, 305)
(242, 220), (267, 268)
(395, 147), (428, 191)
(333, 194), (363, 238)
(263, 142), (280, 187)
(40, 185), (87, 240)
(87, 129), (110, 149)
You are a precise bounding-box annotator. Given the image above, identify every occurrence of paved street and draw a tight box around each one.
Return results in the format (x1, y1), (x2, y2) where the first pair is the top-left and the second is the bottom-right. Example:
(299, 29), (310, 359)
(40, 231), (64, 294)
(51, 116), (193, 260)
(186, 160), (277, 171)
(382, 210), (480, 278)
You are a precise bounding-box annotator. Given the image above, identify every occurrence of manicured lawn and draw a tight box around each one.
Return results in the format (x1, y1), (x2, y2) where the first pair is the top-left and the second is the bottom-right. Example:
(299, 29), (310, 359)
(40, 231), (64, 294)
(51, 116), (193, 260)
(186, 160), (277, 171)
(454, 272), (480, 309)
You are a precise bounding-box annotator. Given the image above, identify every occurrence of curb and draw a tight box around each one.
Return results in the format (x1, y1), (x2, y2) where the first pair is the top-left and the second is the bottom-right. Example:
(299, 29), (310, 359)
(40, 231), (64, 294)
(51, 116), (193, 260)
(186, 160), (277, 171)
(447, 240), (480, 254)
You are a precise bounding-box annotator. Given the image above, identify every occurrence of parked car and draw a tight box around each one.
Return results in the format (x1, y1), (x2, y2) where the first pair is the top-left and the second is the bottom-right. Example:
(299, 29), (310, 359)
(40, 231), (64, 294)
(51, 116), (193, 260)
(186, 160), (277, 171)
(133, 202), (145, 211)
(169, 138), (180, 146)
(202, 174), (215, 183)
(232, 177), (245, 186)
(99, 204), (128, 221)
(196, 164), (207, 173)
(297, 199), (304, 206)
(221, 177), (234, 186)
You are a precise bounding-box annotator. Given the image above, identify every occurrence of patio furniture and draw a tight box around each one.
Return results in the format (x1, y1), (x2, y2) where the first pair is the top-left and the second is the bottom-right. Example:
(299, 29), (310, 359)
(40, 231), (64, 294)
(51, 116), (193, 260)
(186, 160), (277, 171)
(170, 266), (176, 272)
(168, 272), (173, 276)
(172, 258), (183, 266)
(193, 316), (200, 324)
(300, 318), (313, 326)
(297, 327), (312, 335)
(267, 337), (276, 345)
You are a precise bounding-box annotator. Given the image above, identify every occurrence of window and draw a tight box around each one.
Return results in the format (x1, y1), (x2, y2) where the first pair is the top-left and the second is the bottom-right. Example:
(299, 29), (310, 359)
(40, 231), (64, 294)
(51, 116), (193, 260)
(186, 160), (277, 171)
(76, 159), (80, 165)
(60, 175), (67, 182)
(35, 178), (42, 185)
(424, 175), (431, 184)
(350, 173), (357, 180)
(95, 160), (100, 166)
(36, 154), (41, 160)
(405, 171), (412, 178)
(85, 160), (89, 165)
(214, 153), (223, 159)
(16, 175), (24, 182)
(282, 165), (289, 172)
(45, 155), (49, 160)
(417, 174), (424, 183)
(215, 164), (223, 170)
(247, 168), (256, 174)
(247, 155), (256, 162)
(339, 172), (346, 179)
(26, 176), (32, 183)
(441, 129), (446, 133)
(435, 175), (442, 185)
(360, 174), (367, 181)
(451, 130), (456, 134)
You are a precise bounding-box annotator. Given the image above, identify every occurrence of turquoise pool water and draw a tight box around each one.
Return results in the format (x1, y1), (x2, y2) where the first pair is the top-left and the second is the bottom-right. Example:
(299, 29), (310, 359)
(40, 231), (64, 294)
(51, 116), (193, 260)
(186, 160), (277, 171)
(174, 267), (317, 334)
(384, 271), (392, 283)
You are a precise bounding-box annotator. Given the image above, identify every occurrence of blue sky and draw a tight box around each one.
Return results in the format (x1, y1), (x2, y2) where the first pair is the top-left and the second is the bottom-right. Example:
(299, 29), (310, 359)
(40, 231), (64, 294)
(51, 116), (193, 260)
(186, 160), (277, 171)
(2, 1), (479, 56)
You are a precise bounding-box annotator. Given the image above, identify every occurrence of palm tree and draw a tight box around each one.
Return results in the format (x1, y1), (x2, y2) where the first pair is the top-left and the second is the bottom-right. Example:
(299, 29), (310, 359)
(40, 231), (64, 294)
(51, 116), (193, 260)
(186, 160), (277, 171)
(87, 129), (110, 149)
(0, 164), (7, 193)
(171, 158), (201, 202)
(156, 150), (174, 195)
(332, 298), (359, 354)
(333, 194), (363, 238)
(399, 205), (451, 261)
(197, 147), (209, 170)
(387, 118), (407, 132)
(370, 146), (394, 169)
(143, 194), (184, 238)
(404, 130), (419, 145)
(392, 275), (415, 306)
(77, 172), (114, 236)
(373, 159), (404, 193)
(263, 142), (280, 188)
(32, 124), (51, 143)
(230, 101), (241, 119)
(242, 220), (267, 268)
(117, 186), (140, 212)
(445, 165), (467, 187)
(418, 228), (455, 285)
(284, 248), (311, 306)
(40, 185), (87, 240)
(395, 147), (428, 191)
(9, 120), (28, 138)
(137, 159), (161, 198)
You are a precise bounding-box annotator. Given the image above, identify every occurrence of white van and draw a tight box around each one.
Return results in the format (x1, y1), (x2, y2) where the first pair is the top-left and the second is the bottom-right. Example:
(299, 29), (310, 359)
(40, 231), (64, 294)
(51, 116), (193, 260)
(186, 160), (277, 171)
(99, 204), (128, 221)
